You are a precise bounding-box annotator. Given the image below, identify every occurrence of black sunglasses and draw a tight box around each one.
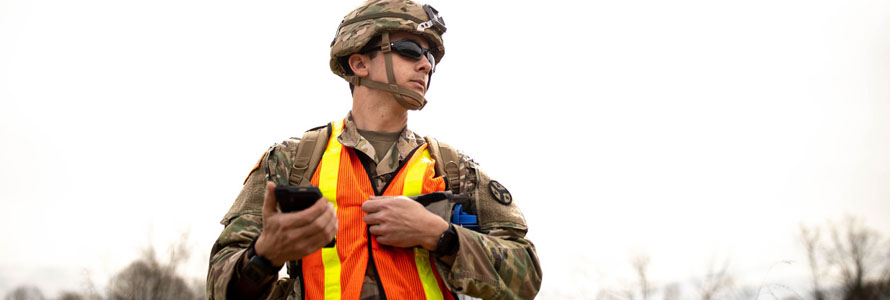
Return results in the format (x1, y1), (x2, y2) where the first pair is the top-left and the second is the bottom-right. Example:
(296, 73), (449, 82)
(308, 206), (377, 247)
(361, 39), (437, 73)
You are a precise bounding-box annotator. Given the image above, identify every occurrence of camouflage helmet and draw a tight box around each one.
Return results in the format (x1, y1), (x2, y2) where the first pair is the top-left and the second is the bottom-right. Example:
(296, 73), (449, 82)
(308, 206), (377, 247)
(330, 0), (447, 110)
(330, 0), (446, 77)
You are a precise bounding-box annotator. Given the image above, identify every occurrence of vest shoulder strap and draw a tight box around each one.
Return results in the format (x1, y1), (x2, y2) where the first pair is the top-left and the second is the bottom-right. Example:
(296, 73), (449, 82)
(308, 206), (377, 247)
(424, 136), (461, 194)
(288, 124), (331, 186)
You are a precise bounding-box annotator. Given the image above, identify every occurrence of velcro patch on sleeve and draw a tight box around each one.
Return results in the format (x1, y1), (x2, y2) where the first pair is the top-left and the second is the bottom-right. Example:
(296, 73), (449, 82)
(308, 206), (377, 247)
(243, 152), (268, 185)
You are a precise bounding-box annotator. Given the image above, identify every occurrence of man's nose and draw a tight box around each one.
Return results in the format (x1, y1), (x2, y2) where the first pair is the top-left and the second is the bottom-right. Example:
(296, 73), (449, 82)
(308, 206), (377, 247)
(416, 55), (432, 74)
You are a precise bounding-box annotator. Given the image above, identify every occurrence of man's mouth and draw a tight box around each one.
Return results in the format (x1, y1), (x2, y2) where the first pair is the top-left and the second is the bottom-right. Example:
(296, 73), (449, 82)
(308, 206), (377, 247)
(409, 80), (426, 92)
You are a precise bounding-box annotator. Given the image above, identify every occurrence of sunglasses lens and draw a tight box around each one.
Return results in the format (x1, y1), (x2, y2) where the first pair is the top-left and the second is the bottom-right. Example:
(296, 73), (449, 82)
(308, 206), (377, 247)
(427, 53), (436, 72)
(393, 41), (423, 59)
(390, 40), (437, 72)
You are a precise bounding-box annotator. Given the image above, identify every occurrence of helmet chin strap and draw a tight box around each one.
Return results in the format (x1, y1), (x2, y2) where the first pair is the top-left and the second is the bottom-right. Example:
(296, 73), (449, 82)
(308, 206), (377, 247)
(345, 32), (427, 110)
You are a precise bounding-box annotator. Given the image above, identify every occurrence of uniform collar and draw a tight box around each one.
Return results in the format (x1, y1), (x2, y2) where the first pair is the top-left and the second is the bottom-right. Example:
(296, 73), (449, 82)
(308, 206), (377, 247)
(338, 112), (425, 176)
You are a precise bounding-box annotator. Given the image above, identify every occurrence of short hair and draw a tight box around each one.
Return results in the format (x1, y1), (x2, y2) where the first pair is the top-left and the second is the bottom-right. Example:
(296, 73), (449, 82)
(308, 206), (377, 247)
(343, 35), (383, 94)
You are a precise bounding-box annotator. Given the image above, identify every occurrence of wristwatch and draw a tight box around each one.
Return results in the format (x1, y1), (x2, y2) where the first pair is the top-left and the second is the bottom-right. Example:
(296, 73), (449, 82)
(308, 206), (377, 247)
(434, 224), (459, 257)
(241, 234), (283, 285)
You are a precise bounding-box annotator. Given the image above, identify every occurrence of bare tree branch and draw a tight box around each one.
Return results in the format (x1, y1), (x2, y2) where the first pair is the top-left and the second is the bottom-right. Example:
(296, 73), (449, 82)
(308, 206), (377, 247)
(827, 216), (882, 300)
(695, 254), (734, 300)
(633, 254), (652, 300)
(799, 223), (826, 300)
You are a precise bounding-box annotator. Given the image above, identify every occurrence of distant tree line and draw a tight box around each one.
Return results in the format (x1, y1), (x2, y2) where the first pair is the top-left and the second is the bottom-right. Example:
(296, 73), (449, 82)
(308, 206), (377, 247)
(590, 216), (889, 300)
(799, 216), (890, 300)
(4, 236), (203, 300)
(6, 216), (889, 300)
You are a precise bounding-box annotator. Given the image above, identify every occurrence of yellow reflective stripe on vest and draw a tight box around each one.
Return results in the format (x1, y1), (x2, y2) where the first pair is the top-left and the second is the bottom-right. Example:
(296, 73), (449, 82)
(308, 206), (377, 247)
(403, 149), (433, 197)
(321, 247), (341, 299)
(402, 149), (444, 300)
(414, 248), (443, 300)
(320, 120), (344, 208)
(319, 120), (344, 299)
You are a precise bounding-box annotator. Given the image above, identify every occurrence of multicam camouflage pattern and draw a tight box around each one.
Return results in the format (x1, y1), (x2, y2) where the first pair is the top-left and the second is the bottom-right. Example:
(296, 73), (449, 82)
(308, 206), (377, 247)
(207, 112), (541, 300)
(330, 0), (445, 78)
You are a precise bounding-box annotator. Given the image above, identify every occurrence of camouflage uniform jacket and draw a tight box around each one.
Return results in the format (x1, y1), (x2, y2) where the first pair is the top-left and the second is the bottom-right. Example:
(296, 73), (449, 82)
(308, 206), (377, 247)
(208, 113), (542, 300)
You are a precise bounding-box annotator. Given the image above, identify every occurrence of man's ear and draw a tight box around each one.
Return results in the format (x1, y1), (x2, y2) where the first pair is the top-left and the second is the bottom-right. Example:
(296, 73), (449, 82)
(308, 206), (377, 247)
(348, 53), (370, 77)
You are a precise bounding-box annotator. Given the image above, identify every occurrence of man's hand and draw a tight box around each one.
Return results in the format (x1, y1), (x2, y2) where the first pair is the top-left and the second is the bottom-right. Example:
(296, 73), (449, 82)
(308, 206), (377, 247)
(362, 195), (449, 250)
(255, 182), (338, 267)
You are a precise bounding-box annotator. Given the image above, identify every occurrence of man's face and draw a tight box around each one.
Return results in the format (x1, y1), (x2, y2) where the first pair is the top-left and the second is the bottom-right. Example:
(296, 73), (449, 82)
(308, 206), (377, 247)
(366, 31), (434, 96)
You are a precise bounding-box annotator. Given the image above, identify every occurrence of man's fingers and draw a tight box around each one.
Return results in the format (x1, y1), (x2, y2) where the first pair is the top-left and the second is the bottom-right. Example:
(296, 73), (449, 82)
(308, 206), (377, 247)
(364, 211), (383, 225)
(368, 224), (385, 236)
(262, 182), (278, 216)
(309, 201), (337, 230)
(305, 208), (339, 244)
(361, 196), (387, 213)
(279, 197), (331, 228)
(284, 203), (338, 254)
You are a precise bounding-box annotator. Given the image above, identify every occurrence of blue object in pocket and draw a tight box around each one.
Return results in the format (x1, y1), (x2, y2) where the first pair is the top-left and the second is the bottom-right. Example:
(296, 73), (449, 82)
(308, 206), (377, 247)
(451, 204), (478, 228)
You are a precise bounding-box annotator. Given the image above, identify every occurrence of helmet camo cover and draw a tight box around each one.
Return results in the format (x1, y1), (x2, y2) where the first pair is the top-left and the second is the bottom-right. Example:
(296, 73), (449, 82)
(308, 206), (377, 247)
(330, 0), (445, 78)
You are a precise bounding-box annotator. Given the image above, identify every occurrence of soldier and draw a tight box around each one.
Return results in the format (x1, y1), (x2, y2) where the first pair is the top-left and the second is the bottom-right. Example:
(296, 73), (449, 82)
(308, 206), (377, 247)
(206, 1), (542, 299)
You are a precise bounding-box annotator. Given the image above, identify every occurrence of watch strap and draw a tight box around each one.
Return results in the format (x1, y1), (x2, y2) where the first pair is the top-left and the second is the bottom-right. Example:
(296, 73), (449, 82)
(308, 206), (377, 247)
(242, 234), (282, 285)
(433, 224), (459, 257)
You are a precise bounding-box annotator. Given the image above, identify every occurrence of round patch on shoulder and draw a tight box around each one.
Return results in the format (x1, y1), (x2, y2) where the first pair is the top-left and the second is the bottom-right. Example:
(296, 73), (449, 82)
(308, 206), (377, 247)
(488, 180), (513, 205)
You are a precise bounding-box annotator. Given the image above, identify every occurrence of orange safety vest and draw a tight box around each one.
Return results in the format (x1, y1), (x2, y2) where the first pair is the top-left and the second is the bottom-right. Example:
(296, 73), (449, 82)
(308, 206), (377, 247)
(301, 120), (455, 300)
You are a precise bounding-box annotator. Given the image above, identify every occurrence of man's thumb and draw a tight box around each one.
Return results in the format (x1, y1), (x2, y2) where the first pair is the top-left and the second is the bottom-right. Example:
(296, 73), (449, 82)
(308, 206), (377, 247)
(263, 181), (278, 215)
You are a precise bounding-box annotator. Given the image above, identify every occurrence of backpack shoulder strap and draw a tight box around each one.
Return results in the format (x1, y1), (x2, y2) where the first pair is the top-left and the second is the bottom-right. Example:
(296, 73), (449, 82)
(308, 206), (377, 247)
(424, 136), (461, 194)
(284, 124), (330, 298)
(288, 124), (331, 186)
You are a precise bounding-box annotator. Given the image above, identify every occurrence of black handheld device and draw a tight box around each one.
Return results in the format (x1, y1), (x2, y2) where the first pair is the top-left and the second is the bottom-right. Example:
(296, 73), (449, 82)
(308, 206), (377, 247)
(274, 185), (322, 213)
(273, 185), (336, 248)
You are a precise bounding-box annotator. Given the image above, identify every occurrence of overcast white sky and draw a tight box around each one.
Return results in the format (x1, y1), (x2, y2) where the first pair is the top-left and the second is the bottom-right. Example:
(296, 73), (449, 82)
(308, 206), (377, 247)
(2, 0), (889, 299)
